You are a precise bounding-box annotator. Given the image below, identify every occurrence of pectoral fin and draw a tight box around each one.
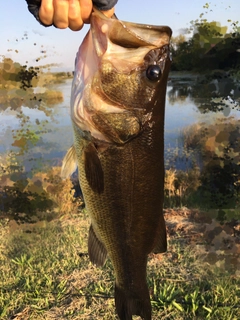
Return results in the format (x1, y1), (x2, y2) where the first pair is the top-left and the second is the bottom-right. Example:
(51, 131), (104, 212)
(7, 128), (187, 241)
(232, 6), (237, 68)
(88, 224), (107, 267)
(84, 143), (104, 194)
(61, 145), (77, 179)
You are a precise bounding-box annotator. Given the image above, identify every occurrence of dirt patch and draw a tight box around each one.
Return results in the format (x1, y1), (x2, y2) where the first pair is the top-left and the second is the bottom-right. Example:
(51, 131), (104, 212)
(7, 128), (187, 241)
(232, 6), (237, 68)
(164, 208), (240, 275)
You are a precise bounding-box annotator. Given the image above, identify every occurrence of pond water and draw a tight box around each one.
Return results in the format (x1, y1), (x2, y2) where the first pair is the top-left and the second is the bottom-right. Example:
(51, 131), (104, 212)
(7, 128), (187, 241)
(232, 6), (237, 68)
(1, 74), (239, 173)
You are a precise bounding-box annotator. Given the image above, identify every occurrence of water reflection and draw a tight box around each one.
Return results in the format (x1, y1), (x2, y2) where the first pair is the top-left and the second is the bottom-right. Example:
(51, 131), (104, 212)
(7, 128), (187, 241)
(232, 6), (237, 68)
(168, 71), (240, 114)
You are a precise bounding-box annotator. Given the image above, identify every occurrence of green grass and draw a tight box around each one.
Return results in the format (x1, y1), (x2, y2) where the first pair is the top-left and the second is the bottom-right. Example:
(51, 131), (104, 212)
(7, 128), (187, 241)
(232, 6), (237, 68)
(0, 211), (239, 320)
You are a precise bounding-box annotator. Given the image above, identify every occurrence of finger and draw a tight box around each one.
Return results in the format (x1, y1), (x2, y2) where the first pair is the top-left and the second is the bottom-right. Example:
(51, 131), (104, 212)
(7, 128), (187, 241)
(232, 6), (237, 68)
(68, 0), (84, 31)
(39, 0), (54, 25)
(53, 0), (69, 29)
(79, 0), (92, 24)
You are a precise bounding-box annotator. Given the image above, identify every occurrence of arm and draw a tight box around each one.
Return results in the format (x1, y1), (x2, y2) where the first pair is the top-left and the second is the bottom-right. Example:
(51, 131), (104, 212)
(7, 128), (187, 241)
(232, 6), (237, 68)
(25, 0), (117, 30)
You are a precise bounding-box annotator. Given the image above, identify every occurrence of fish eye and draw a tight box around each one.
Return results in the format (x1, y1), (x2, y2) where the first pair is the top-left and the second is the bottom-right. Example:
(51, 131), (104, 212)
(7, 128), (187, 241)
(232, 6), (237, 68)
(146, 65), (161, 81)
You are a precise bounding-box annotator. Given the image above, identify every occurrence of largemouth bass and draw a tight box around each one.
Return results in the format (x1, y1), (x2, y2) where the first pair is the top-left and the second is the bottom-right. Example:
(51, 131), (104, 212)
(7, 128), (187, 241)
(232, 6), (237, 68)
(62, 9), (172, 320)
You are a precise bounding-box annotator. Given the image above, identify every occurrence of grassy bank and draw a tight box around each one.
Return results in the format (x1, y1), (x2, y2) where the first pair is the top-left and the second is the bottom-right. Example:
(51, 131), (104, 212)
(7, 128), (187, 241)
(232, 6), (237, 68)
(0, 208), (239, 319)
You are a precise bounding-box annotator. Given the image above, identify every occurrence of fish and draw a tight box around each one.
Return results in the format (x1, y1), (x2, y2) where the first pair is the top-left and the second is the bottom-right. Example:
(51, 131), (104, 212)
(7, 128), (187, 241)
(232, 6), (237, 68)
(61, 9), (172, 320)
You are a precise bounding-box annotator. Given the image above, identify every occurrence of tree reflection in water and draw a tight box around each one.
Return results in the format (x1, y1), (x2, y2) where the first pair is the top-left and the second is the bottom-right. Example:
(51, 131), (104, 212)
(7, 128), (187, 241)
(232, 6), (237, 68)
(165, 73), (240, 210)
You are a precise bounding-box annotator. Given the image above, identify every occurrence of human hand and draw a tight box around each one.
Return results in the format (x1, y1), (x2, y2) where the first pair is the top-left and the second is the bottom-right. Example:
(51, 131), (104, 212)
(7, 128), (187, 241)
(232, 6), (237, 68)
(38, 0), (115, 31)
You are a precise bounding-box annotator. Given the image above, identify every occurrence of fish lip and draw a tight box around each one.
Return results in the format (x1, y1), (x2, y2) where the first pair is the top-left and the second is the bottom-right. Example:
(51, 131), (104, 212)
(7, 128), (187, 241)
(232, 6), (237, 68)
(91, 7), (172, 38)
(122, 21), (172, 40)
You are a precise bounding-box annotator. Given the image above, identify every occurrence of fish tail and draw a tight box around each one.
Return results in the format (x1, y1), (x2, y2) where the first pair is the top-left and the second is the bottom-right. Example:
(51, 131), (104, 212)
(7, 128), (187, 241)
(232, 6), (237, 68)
(115, 283), (151, 320)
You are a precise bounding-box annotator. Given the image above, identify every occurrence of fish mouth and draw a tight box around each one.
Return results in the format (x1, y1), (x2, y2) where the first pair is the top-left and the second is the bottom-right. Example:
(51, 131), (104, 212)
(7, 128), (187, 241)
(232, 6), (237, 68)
(91, 8), (172, 58)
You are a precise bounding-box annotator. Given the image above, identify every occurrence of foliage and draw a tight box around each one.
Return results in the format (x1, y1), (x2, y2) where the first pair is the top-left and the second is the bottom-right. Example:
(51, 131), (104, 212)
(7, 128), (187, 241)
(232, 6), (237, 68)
(171, 18), (240, 71)
(0, 57), (65, 112)
(164, 167), (201, 208)
(0, 159), (82, 223)
(178, 118), (240, 210)
(18, 65), (39, 90)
